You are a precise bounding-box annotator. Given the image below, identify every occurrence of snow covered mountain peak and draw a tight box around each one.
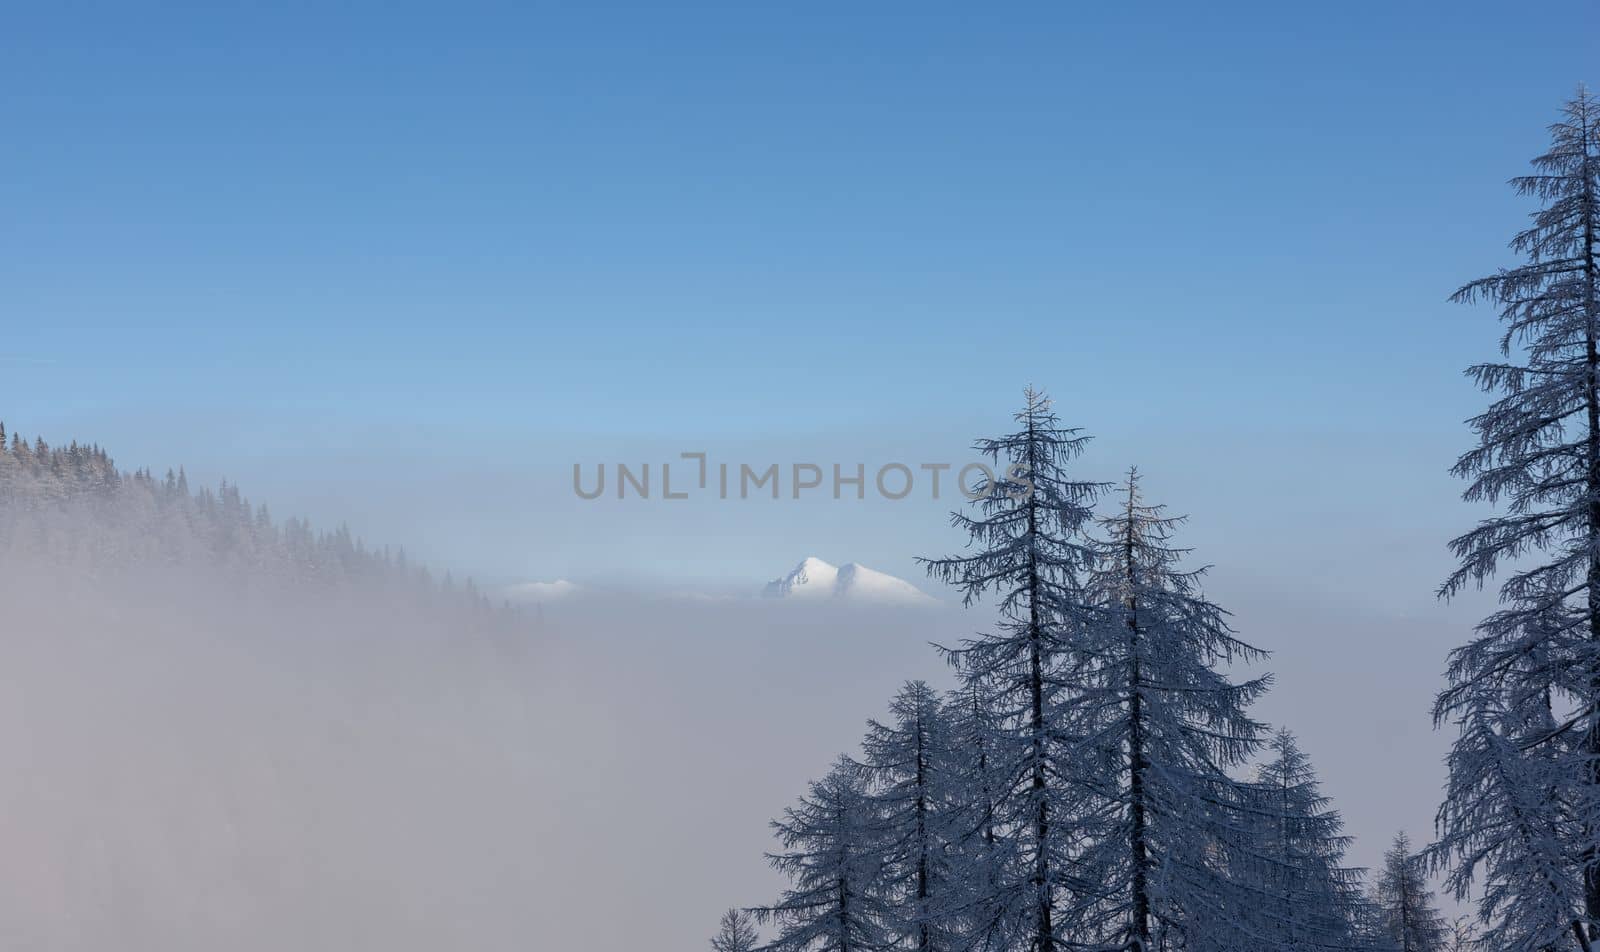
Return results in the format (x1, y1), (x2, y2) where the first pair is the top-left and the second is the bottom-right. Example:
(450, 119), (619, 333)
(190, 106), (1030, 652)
(762, 557), (839, 599)
(762, 557), (934, 605)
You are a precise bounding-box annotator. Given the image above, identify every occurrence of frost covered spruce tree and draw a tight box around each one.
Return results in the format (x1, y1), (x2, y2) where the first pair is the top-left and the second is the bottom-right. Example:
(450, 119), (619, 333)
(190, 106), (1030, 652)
(1435, 87), (1600, 950)
(939, 684), (1008, 945)
(854, 681), (959, 952)
(1372, 833), (1449, 952)
(1062, 468), (1271, 952)
(921, 387), (1104, 952)
(1239, 729), (1366, 951)
(756, 759), (893, 952)
(1431, 588), (1586, 951)
(713, 909), (761, 952)
(1432, 677), (1582, 952)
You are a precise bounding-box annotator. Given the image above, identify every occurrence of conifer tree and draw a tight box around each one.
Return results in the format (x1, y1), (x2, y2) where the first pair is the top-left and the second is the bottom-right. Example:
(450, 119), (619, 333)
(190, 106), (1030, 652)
(756, 759), (893, 952)
(939, 685), (1008, 946)
(1372, 833), (1449, 952)
(713, 909), (761, 952)
(1437, 87), (1600, 949)
(1241, 729), (1365, 951)
(1062, 468), (1270, 952)
(921, 387), (1104, 952)
(856, 681), (958, 952)
(1430, 595), (1584, 952)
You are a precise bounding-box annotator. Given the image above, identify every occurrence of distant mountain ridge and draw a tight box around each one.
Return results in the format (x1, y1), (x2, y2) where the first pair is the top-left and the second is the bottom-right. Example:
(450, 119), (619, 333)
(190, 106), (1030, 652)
(762, 557), (934, 604)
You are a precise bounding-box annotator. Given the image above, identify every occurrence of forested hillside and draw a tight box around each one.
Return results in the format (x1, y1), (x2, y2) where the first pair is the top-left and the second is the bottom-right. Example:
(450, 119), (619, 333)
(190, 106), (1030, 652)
(0, 423), (502, 615)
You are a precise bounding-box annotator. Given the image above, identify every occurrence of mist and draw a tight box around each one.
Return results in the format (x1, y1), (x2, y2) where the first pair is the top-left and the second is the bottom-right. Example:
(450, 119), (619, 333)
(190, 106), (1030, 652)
(0, 532), (1482, 949)
(0, 525), (990, 951)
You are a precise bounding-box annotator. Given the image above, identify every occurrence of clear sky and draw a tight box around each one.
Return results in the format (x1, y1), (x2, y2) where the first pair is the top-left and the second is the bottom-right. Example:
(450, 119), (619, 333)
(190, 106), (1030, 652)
(2, 2), (1596, 595)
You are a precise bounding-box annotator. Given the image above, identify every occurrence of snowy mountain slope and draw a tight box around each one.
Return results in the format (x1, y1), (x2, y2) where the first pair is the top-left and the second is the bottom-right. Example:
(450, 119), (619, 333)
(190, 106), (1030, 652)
(762, 557), (934, 604)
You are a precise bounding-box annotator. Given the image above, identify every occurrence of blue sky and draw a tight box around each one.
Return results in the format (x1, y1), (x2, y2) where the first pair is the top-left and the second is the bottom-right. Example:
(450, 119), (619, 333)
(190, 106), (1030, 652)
(2, 2), (1595, 595)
